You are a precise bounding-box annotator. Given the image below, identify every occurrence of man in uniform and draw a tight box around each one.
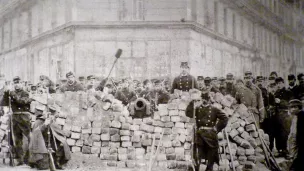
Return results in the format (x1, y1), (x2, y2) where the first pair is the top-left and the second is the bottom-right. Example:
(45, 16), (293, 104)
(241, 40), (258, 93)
(78, 76), (86, 89)
(186, 90), (228, 171)
(273, 77), (293, 158)
(257, 76), (276, 151)
(139, 79), (153, 98)
(243, 71), (265, 127)
(203, 77), (219, 93)
(86, 75), (96, 91)
(115, 79), (137, 106)
(146, 80), (170, 111)
(218, 77), (226, 95)
(197, 76), (204, 91)
(225, 73), (236, 97)
(3, 76), (34, 165)
(60, 72), (84, 92)
(171, 62), (198, 93)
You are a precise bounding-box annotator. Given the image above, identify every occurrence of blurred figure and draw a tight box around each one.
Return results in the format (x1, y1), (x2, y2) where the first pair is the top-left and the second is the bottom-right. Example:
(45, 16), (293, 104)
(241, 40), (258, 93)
(288, 74), (297, 94)
(288, 99), (304, 171)
(197, 76), (204, 91)
(203, 77), (219, 93)
(115, 79), (136, 106)
(86, 75), (96, 91)
(78, 76), (86, 87)
(37, 75), (56, 94)
(270, 71), (278, 78)
(218, 77), (226, 95)
(293, 73), (304, 100)
(273, 77), (293, 159)
(225, 73), (236, 97)
(60, 72), (84, 92)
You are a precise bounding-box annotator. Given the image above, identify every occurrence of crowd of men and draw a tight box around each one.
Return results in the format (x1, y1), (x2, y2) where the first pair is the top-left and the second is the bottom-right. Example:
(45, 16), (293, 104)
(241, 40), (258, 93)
(0, 61), (303, 171)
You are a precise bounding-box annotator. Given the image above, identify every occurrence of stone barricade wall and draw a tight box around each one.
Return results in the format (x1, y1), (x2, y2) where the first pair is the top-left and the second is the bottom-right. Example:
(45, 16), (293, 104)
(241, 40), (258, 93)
(0, 91), (270, 170)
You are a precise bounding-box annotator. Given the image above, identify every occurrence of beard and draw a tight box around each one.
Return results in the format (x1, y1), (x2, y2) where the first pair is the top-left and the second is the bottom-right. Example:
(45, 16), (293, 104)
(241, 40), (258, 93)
(289, 82), (295, 87)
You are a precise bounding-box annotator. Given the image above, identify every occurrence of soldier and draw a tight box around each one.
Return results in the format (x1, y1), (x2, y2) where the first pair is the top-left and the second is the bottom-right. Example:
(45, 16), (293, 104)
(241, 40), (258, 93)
(114, 79), (137, 106)
(78, 76), (86, 87)
(288, 74), (297, 95)
(197, 76), (204, 91)
(218, 77), (226, 95)
(149, 80), (170, 108)
(29, 105), (71, 170)
(288, 99), (304, 171)
(86, 75), (96, 91)
(186, 90), (228, 171)
(3, 76), (34, 165)
(225, 73), (236, 97)
(139, 79), (153, 98)
(242, 71), (265, 127)
(37, 75), (56, 94)
(273, 77), (293, 158)
(60, 72), (84, 92)
(257, 76), (276, 151)
(171, 62), (198, 93)
(203, 77), (220, 93)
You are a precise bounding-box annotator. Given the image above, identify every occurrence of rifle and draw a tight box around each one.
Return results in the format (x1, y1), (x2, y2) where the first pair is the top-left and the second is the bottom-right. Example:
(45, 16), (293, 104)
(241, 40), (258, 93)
(8, 91), (15, 166)
(46, 88), (56, 171)
(189, 101), (197, 171)
(249, 111), (281, 171)
(224, 127), (236, 171)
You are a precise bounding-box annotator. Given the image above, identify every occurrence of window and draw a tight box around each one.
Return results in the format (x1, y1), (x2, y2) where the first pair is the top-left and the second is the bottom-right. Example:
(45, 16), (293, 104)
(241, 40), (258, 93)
(224, 8), (227, 36)
(133, 0), (144, 20)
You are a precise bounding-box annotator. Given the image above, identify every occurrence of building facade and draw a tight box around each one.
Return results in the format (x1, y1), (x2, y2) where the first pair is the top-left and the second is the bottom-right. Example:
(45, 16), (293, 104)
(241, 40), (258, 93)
(0, 0), (303, 84)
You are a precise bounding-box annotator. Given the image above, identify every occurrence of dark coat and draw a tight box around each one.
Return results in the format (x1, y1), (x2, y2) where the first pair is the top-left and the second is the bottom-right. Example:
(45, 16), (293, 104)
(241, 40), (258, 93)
(60, 81), (84, 92)
(292, 85), (304, 100)
(3, 89), (33, 113)
(290, 111), (304, 171)
(186, 102), (228, 164)
(274, 88), (294, 110)
(29, 119), (71, 164)
(171, 74), (198, 93)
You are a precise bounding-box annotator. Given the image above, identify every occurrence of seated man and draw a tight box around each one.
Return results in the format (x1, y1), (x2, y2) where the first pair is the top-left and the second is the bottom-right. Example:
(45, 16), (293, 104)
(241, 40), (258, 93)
(29, 106), (71, 170)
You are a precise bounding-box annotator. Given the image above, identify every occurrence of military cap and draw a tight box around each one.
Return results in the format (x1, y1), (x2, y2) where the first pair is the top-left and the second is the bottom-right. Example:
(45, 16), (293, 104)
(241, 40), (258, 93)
(79, 76), (85, 81)
(297, 73), (304, 80)
(204, 77), (211, 82)
(268, 76), (276, 81)
(13, 76), (21, 83)
(288, 99), (302, 107)
(212, 77), (217, 81)
(197, 76), (204, 81)
(256, 76), (264, 81)
(87, 75), (95, 80)
(226, 73), (234, 80)
(219, 77), (225, 82)
(244, 71), (253, 76)
(66, 71), (74, 78)
(275, 77), (284, 83)
(288, 74), (296, 80)
(180, 62), (190, 68)
(154, 79), (162, 85)
(270, 71), (278, 77)
(143, 79), (151, 86)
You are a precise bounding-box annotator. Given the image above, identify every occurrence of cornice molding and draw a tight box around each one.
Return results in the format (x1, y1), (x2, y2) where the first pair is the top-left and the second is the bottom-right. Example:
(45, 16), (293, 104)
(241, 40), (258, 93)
(0, 21), (302, 57)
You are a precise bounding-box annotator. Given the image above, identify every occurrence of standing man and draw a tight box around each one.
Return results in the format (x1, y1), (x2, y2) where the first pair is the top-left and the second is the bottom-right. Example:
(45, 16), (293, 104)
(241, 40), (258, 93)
(60, 72), (84, 92)
(171, 62), (198, 93)
(256, 76), (276, 151)
(78, 76), (86, 89)
(243, 71), (265, 127)
(203, 77), (219, 93)
(186, 90), (228, 171)
(288, 99), (304, 171)
(3, 76), (34, 165)
(86, 75), (96, 91)
(115, 79), (137, 106)
(274, 77), (293, 158)
(218, 77), (226, 95)
(225, 73), (236, 97)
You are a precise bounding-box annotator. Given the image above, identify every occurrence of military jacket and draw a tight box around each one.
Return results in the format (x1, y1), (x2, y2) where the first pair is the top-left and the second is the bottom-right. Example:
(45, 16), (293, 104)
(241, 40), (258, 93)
(144, 90), (170, 105)
(171, 74), (198, 93)
(60, 81), (84, 92)
(274, 88), (294, 110)
(115, 88), (137, 106)
(186, 102), (228, 132)
(3, 89), (33, 113)
(292, 85), (304, 100)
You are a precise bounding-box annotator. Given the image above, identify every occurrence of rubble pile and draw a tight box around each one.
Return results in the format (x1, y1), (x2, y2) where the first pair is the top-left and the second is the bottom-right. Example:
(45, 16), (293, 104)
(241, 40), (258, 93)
(0, 91), (270, 170)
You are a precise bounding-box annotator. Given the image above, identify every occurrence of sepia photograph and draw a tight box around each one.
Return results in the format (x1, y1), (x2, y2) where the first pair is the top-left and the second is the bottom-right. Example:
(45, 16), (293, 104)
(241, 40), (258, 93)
(0, 0), (303, 171)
